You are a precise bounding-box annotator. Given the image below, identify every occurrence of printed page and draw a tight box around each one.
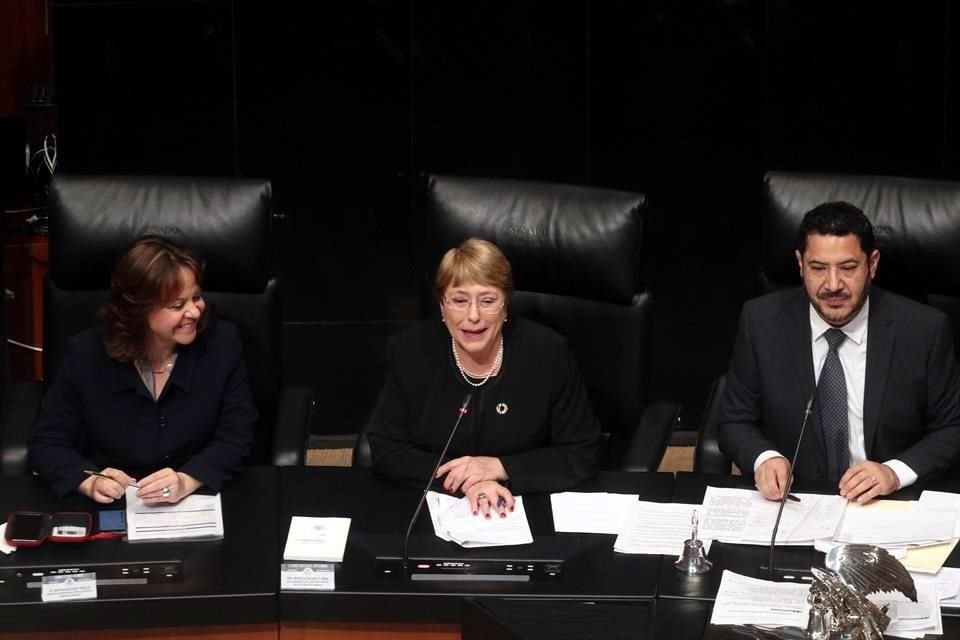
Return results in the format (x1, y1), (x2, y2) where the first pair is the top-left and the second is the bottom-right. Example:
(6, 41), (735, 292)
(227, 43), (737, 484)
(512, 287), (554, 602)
(550, 492), (637, 534)
(125, 486), (223, 542)
(710, 570), (810, 628)
(613, 501), (713, 555)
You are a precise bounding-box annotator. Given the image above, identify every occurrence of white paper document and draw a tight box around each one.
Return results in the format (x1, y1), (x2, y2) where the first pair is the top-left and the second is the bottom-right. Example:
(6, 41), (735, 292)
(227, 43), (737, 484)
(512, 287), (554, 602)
(834, 504), (955, 546)
(613, 501), (713, 556)
(699, 486), (845, 545)
(124, 486), (223, 542)
(283, 516), (351, 563)
(710, 570), (810, 628)
(550, 492), (637, 534)
(426, 491), (533, 548)
(868, 582), (942, 639)
(918, 490), (960, 537)
(0, 523), (14, 554)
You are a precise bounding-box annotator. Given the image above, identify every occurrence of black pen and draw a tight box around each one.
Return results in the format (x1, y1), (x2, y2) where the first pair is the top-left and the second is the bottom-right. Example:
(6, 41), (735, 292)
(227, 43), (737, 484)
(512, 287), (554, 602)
(83, 469), (139, 487)
(786, 494), (801, 502)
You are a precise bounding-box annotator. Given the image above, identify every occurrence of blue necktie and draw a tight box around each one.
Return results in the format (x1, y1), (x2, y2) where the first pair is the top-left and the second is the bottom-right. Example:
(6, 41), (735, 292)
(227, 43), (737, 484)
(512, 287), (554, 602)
(818, 328), (850, 481)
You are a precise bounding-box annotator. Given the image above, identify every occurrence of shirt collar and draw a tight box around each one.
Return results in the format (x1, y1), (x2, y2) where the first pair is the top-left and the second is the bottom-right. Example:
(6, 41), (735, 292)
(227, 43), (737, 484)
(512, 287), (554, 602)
(809, 296), (870, 346)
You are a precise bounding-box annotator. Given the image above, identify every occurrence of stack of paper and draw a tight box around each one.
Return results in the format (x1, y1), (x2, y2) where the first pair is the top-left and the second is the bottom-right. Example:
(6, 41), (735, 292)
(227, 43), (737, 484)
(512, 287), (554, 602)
(426, 491), (533, 548)
(812, 499), (957, 574)
(550, 492), (638, 534)
(283, 516), (351, 562)
(912, 568), (960, 608)
(613, 501), (713, 555)
(710, 570), (810, 628)
(125, 486), (223, 542)
(698, 486), (846, 545)
(868, 582), (942, 639)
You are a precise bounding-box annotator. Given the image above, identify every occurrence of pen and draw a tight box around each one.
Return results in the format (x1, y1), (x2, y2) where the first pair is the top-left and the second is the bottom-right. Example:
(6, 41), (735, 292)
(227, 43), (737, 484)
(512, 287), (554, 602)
(83, 469), (139, 487)
(786, 494), (801, 502)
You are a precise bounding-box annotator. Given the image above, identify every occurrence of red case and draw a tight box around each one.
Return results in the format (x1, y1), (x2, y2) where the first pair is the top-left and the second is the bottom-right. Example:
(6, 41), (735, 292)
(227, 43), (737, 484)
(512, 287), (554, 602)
(4, 511), (93, 547)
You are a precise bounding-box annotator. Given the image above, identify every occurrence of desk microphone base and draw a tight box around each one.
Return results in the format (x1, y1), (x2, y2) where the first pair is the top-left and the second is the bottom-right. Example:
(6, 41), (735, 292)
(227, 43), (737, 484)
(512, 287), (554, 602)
(376, 556), (564, 582)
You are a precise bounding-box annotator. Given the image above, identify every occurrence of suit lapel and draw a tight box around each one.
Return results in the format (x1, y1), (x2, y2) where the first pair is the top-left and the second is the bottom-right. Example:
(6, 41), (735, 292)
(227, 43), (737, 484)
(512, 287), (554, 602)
(786, 291), (825, 456)
(864, 289), (894, 457)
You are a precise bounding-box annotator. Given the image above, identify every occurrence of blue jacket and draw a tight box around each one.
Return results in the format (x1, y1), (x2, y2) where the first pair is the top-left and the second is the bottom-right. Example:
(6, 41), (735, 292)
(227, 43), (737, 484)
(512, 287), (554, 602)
(28, 319), (257, 497)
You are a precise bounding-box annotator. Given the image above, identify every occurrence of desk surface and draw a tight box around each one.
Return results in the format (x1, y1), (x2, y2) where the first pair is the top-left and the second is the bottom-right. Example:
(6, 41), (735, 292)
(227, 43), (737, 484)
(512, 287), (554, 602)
(0, 467), (278, 632)
(278, 467), (674, 623)
(1, 467), (958, 638)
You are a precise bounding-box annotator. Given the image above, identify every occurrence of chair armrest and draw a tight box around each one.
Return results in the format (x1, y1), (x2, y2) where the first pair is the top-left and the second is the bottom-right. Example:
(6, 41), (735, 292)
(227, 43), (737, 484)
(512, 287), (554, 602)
(693, 375), (733, 474)
(620, 401), (681, 472)
(1, 380), (43, 476)
(272, 385), (315, 466)
(352, 429), (372, 468)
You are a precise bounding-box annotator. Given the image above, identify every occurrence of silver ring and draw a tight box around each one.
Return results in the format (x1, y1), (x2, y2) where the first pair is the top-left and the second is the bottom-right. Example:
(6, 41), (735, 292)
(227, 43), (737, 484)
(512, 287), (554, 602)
(161, 486), (171, 498)
(477, 492), (487, 500)
(870, 476), (877, 484)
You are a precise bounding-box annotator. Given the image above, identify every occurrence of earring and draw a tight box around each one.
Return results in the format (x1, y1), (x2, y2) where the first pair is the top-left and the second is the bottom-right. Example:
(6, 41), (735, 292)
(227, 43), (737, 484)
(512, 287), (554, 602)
(504, 316), (508, 324)
(441, 315), (446, 323)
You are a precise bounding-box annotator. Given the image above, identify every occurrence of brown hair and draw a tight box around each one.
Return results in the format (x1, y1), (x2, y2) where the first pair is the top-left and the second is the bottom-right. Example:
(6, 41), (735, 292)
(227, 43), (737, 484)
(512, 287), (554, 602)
(99, 235), (207, 361)
(434, 237), (514, 302)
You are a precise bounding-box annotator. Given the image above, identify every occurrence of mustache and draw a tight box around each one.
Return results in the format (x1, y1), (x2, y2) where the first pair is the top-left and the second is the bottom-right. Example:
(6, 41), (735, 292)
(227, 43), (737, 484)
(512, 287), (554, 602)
(817, 291), (851, 300)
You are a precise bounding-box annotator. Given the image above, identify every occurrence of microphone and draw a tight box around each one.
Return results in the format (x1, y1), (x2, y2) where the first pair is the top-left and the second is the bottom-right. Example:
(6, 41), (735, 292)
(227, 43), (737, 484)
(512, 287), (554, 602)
(401, 393), (472, 580)
(766, 393), (816, 580)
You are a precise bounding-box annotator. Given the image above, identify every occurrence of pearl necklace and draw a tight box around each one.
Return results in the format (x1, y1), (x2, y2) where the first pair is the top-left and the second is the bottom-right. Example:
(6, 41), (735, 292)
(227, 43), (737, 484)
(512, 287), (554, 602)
(451, 335), (503, 387)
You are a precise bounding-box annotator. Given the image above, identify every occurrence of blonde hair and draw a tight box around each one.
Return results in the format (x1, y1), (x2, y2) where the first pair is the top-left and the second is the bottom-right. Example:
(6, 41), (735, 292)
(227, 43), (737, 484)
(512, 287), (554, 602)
(434, 237), (514, 301)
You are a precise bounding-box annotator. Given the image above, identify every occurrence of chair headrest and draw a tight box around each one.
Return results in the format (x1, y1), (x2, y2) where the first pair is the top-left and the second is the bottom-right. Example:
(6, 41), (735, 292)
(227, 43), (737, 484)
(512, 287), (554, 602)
(426, 175), (647, 305)
(49, 175), (272, 292)
(763, 171), (960, 295)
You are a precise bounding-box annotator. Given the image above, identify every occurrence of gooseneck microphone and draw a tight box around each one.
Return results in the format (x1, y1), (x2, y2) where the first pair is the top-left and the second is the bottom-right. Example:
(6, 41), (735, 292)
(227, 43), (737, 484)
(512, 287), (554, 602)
(402, 393), (472, 580)
(767, 393), (816, 580)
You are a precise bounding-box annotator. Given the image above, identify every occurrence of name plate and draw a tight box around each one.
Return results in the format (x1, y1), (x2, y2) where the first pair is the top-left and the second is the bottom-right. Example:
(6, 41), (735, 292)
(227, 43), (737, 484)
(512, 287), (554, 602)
(41, 572), (97, 602)
(281, 562), (335, 591)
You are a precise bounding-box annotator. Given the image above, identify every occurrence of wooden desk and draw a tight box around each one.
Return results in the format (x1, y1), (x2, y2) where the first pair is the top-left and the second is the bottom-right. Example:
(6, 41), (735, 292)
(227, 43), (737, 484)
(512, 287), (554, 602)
(3, 232), (47, 379)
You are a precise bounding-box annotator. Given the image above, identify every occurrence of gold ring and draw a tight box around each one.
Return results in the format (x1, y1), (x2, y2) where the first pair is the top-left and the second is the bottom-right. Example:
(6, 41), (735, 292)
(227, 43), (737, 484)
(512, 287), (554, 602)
(477, 492), (487, 500)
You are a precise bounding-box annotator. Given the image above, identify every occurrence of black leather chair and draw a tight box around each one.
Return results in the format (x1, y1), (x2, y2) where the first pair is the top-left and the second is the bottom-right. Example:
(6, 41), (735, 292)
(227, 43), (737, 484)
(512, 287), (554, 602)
(356, 174), (680, 472)
(695, 171), (960, 473)
(0, 175), (314, 475)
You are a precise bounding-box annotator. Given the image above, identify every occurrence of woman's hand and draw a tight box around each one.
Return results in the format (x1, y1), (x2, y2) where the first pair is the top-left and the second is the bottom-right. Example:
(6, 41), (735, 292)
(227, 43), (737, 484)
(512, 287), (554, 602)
(465, 481), (515, 519)
(436, 455), (507, 494)
(78, 467), (135, 504)
(137, 468), (203, 504)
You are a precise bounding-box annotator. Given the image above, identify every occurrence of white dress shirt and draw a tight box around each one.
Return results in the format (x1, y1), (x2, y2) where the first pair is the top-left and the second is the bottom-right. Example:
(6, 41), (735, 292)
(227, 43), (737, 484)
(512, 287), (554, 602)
(753, 297), (917, 488)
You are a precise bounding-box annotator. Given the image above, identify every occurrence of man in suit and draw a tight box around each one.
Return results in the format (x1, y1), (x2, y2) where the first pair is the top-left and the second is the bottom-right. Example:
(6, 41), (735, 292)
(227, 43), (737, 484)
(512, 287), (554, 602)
(718, 201), (960, 503)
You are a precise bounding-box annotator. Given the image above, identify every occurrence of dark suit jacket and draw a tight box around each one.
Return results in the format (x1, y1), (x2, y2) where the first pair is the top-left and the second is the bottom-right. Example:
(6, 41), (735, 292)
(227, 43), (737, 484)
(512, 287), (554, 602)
(718, 287), (960, 482)
(367, 317), (602, 494)
(28, 319), (257, 497)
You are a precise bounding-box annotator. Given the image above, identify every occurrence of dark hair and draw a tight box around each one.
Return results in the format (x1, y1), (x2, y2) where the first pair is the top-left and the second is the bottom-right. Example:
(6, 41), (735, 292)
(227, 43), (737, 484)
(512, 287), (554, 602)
(797, 201), (876, 255)
(98, 235), (207, 362)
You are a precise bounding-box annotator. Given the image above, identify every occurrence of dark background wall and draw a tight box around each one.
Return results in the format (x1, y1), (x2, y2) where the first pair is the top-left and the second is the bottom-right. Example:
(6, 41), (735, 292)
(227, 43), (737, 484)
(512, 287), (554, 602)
(12, 0), (960, 437)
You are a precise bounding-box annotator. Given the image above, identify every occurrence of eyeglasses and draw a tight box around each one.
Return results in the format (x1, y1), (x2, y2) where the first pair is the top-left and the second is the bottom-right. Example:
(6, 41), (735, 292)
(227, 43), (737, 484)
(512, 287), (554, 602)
(443, 295), (504, 314)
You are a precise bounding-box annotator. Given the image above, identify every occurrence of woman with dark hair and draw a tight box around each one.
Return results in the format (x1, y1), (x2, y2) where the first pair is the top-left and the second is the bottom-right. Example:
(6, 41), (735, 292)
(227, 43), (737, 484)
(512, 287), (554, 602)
(28, 236), (256, 504)
(368, 238), (601, 518)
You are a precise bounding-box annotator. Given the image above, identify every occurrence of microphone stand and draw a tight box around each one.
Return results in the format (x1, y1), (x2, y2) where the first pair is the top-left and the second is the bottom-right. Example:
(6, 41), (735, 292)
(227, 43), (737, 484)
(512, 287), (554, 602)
(765, 394), (815, 581)
(401, 394), (472, 581)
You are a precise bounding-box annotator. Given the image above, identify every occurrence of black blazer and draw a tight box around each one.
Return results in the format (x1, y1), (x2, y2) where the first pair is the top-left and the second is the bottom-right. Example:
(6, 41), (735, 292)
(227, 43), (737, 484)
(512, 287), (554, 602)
(28, 319), (257, 497)
(367, 317), (602, 494)
(718, 287), (960, 482)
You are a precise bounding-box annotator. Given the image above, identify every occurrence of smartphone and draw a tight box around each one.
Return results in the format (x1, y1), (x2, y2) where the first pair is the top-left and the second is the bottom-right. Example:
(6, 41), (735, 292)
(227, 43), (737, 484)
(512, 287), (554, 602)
(6, 512), (46, 544)
(97, 509), (127, 533)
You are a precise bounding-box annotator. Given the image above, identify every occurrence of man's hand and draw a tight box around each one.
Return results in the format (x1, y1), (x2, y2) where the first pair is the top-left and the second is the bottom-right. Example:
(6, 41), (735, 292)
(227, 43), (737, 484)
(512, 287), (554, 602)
(755, 457), (792, 501)
(436, 456), (507, 494)
(839, 461), (899, 504)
